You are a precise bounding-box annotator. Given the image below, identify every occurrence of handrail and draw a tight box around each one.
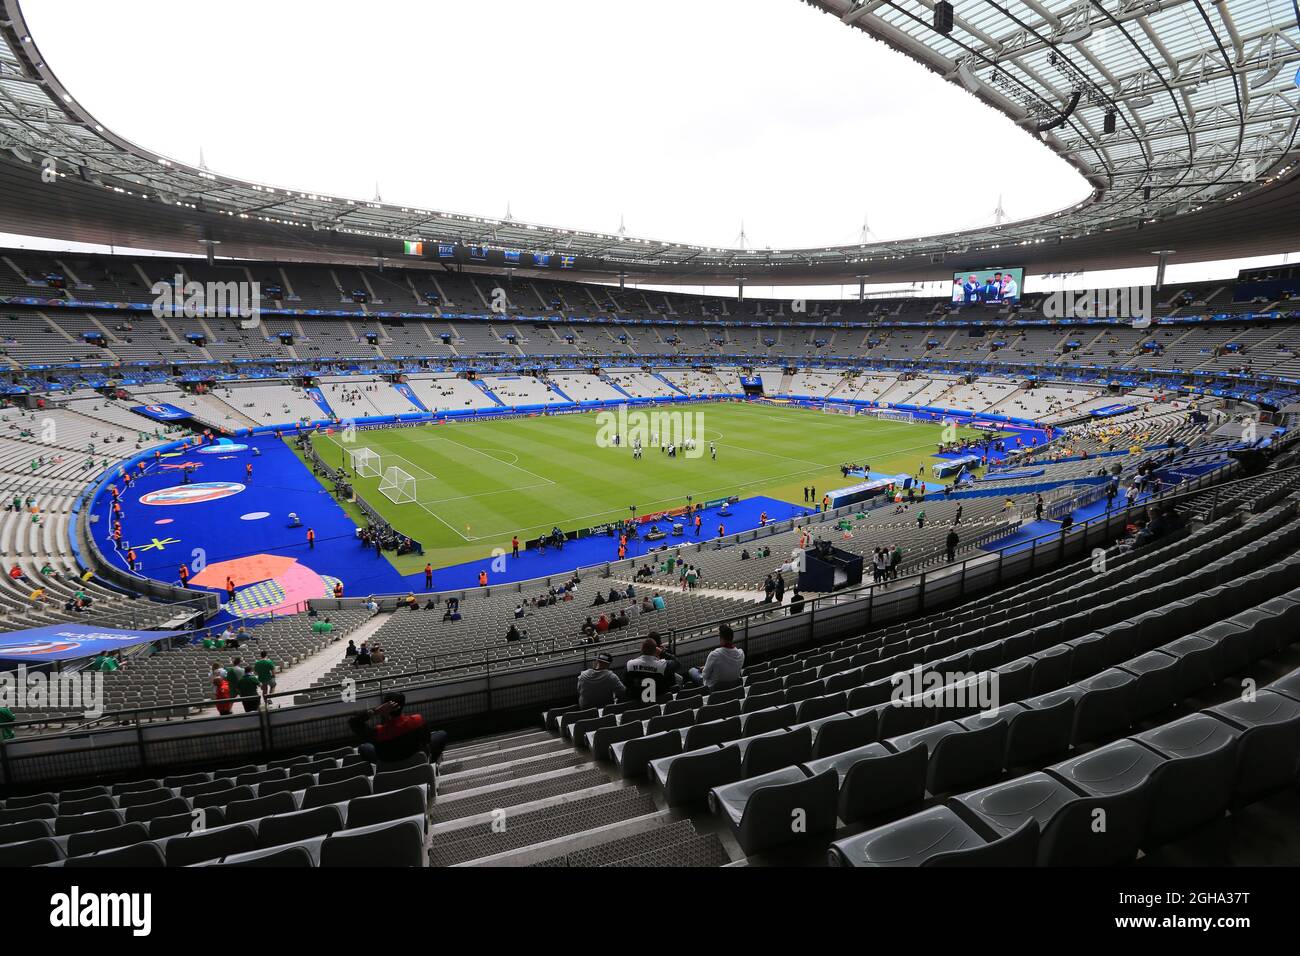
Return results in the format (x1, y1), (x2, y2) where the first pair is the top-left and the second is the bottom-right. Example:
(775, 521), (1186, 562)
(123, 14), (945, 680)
(4, 454), (1281, 735)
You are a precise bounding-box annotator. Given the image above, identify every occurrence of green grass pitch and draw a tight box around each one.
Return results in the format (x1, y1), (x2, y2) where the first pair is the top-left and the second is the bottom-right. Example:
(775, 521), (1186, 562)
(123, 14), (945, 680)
(303, 402), (991, 572)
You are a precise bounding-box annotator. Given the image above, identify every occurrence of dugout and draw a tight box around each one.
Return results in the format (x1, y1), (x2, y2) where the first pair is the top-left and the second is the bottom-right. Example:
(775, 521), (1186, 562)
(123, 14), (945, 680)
(798, 541), (863, 593)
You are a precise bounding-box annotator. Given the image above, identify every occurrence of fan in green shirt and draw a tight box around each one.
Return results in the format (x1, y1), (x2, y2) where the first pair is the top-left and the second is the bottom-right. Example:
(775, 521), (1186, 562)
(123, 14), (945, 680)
(253, 656), (276, 685)
(91, 653), (118, 672)
(0, 706), (14, 741)
(236, 671), (260, 697)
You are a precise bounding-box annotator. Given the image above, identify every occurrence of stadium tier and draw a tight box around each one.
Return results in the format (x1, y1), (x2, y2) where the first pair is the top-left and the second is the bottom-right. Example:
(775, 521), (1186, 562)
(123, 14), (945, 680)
(0, 245), (1297, 876)
(1, 0), (1299, 887)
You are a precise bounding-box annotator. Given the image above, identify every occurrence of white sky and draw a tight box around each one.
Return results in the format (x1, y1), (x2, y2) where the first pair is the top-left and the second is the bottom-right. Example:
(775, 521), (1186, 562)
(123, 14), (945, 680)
(22, 0), (1091, 250)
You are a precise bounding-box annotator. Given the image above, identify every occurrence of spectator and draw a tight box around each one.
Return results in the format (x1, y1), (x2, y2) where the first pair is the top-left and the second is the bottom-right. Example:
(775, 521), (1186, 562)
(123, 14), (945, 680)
(0, 704), (15, 739)
(355, 643), (372, 666)
(226, 657), (246, 689)
(348, 691), (446, 764)
(626, 635), (680, 685)
(576, 653), (625, 709)
(235, 667), (260, 712)
(253, 651), (277, 702)
(371, 645), (387, 664)
(312, 616), (334, 634)
(595, 614), (610, 634)
(688, 624), (744, 690)
(505, 623), (522, 642)
(652, 592), (665, 611)
(788, 591), (806, 614)
(91, 651), (118, 672)
(946, 529), (959, 562)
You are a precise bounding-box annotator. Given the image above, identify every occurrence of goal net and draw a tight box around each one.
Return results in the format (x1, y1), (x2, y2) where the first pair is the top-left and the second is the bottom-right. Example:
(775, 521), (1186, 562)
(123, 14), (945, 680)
(378, 465), (417, 504)
(822, 403), (858, 417)
(349, 447), (382, 478)
(863, 408), (914, 423)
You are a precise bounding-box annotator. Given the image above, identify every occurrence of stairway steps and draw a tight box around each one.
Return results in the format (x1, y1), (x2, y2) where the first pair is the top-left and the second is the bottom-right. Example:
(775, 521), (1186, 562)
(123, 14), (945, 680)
(430, 788), (656, 866)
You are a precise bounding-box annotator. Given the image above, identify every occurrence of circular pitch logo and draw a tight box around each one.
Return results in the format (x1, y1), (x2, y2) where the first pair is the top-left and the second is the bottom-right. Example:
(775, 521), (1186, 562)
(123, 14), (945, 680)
(197, 443), (249, 454)
(139, 481), (246, 506)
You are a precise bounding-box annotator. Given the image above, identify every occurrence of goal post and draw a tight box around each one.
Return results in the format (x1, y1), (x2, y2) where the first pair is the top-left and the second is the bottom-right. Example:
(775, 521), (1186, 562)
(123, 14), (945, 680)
(378, 465), (417, 504)
(821, 403), (858, 417)
(863, 407), (915, 423)
(349, 446), (382, 478)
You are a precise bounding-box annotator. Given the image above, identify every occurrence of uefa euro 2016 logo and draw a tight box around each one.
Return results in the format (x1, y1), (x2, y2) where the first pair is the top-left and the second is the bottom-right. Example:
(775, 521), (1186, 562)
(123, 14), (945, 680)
(151, 274), (262, 329)
(595, 404), (706, 459)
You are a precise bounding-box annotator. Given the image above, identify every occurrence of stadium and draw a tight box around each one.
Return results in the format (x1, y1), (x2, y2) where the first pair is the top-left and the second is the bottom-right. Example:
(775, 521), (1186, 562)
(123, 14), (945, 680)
(0, 0), (1298, 901)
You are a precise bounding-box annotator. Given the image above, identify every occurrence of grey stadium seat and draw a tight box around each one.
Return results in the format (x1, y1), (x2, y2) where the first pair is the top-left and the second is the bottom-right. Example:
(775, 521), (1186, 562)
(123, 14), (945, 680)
(320, 819), (424, 867)
(709, 767), (838, 855)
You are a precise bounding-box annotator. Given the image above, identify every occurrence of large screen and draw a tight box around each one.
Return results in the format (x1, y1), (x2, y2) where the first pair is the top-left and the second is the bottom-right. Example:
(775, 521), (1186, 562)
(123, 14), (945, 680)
(951, 267), (1023, 305)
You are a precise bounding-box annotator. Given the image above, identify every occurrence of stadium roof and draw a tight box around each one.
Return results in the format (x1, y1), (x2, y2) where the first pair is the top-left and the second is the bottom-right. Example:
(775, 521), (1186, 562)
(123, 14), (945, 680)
(0, 0), (1297, 284)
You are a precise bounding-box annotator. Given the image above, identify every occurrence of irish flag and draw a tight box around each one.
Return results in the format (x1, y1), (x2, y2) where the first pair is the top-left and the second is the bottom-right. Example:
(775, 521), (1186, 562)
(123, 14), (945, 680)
(403, 240), (423, 256)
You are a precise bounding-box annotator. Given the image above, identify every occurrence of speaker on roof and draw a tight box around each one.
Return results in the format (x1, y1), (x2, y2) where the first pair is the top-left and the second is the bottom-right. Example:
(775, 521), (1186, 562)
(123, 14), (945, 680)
(934, 1), (953, 34)
(1103, 109), (1116, 134)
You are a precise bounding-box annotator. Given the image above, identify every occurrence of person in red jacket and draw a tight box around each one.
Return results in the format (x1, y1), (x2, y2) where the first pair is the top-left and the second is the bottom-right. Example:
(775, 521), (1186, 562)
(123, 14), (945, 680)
(306, 528), (316, 550)
(178, 563), (189, 587)
(348, 691), (447, 764)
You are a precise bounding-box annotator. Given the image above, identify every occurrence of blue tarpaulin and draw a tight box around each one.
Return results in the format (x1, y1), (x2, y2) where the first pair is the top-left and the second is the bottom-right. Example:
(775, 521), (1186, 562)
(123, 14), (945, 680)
(0, 623), (185, 664)
(131, 403), (191, 422)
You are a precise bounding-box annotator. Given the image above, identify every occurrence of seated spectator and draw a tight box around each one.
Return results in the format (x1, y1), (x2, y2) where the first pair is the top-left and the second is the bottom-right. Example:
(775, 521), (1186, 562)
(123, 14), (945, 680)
(345, 640), (358, 658)
(652, 592), (666, 611)
(371, 645), (386, 665)
(505, 623), (522, 642)
(348, 691), (447, 764)
(576, 653), (624, 709)
(580, 617), (596, 638)
(595, 614), (610, 634)
(688, 624), (744, 690)
(788, 590), (806, 614)
(626, 635), (680, 686)
(355, 643), (372, 666)
(514, 603), (525, 619)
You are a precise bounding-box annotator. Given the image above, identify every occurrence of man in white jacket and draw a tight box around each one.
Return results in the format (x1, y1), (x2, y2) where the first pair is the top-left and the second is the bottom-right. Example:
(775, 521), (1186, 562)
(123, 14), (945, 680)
(689, 624), (745, 691)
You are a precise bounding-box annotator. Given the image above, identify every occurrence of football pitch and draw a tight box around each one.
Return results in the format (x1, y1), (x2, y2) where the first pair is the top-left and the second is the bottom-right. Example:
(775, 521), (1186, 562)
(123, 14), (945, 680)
(302, 402), (990, 572)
